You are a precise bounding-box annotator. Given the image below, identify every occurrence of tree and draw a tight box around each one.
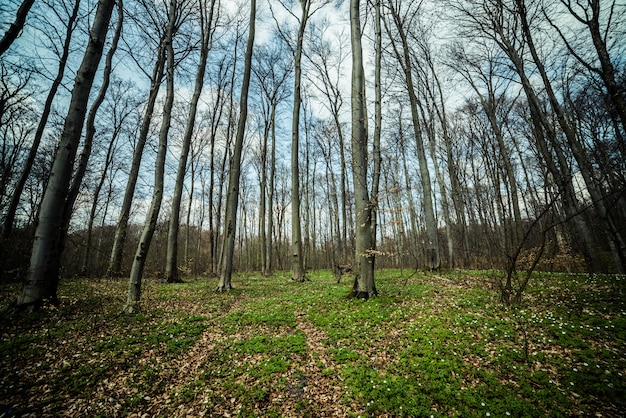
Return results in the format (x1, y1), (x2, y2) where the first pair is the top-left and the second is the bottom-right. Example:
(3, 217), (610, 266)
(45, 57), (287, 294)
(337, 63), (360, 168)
(106, 0), (170, 277)
(124, 0), (180, 313)
(17, 0), (116, 309)
(350, 0), (376, 298)
(449, 0), (600, 271)
(251, 39), (292, 276)
(80, 78), (135, 277)
(543, 0), (626, 135)
(217, 0), (255, 291)
(272, 0), (331, 282)
(306, 20), (350, 266)
(2, 0), (82, 239)
(164, 0), (217, 283)
(384, 0), (440, 270)
(0, 0), (35, 56)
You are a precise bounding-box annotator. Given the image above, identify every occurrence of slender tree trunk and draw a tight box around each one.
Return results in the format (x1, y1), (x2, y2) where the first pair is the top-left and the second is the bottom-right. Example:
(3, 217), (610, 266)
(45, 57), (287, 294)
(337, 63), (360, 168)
(514, 0), (602, 271)
(259, 116), (269, 275)
(66, 0), (124, 278)
(17, 0), (115, 308)
(266, 103), (277, 274)
(218, 0), (256, 291)
(386, 1), (440, 269)
(2, 0), (81, 239)
(184, 157), (195, 272)
(107, 40), (166, 277)
(350, 0), (376, 299)
(123, 0), (176, 313)
(215, 53), (239, 276)
(289, 0), (310, 283)
(370, 0), (383, 273)
(81, 119), (124, 276)
(0, 0), (35, 56)
(165, 0), (216, 283)
(205, 68), (226, 276)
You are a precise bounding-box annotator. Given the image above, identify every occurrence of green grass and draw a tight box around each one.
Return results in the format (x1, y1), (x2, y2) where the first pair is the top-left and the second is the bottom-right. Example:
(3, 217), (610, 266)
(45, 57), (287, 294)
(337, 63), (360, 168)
(1, 270), (624, 417)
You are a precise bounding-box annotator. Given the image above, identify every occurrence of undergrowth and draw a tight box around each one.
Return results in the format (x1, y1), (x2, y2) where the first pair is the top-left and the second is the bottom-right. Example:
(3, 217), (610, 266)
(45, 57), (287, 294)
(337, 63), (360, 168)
(0, 270), (624, 417)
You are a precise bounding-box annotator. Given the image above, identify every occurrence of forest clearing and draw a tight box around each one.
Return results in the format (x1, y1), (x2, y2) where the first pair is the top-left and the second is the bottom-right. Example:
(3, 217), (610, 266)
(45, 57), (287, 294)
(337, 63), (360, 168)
(1, 270), (624, 417)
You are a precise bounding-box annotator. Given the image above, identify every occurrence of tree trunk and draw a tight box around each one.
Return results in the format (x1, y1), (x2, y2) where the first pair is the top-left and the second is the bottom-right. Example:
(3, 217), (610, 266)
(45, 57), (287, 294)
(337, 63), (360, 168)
(370, 0), (383, 271)
(0, 0), (35, 56)
(68, 0), (124, 278)
(289, 0), (311, 283)
(107, 39), (166, 277)
(17, 0), (115, 308)
(218, 0), (256, 291)
(266, 103), (277, 274)
(386, 1), (440, 270)
(2, 0), (81, 239)
(514, 0), (603, 271)
(350, 0), (376, 299)
(165, 0), (216, 283)
(123, 0), (177, 313)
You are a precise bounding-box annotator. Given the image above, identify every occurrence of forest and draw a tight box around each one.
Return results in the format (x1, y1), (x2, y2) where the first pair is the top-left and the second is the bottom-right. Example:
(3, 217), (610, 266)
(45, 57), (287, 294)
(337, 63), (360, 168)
(0, 0), (625, 415)
(1, 0), (625, 302)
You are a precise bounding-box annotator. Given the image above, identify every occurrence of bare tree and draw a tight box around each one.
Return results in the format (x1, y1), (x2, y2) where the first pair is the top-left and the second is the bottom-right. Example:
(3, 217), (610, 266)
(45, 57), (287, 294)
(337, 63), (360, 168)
(350, 0), (377, 298)
(384, 0), (440, 270)
(17, 0), (116, 309)
(106, 0), (173, 277)
(272, 0), (331, 282)
(305, 20), (350, 266)
(3, 0), (82, 239)
(164, 0), (218, 283)
(124, 0), (180, 313)
(0, 0), (35, 56)
(543, 0), (626, 134)
(80, 78), (135, 277)
(217, 0), (255, 291)
(251, 39), (292, 276)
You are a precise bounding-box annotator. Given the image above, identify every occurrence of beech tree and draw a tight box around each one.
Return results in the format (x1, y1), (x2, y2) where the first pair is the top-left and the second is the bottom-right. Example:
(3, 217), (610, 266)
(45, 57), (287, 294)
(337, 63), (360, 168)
(306, 21), (351, 266)
(350, 0), (377, 298)
(123, 0), (188, 312)
(17, 0), (116, 309)
(251, 39), (292, 276)
(106, 0), (169, 277)
(164, 0), (218, 283)
(2, 0), (82, 239)
(272, 0), (332, 282)
(217, 0), (255, 291)
(384, 0), (440, 270)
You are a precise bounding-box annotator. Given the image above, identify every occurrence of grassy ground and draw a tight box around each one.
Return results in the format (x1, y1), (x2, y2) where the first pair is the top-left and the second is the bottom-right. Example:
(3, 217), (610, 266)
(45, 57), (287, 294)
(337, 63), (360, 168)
(1, 270), (624, 417)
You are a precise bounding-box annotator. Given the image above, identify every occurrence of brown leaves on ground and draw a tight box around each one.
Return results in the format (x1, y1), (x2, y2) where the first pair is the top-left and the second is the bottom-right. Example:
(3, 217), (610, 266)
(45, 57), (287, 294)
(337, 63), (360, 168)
(1, 272), (624, 417)
(0, 277), (353, 417)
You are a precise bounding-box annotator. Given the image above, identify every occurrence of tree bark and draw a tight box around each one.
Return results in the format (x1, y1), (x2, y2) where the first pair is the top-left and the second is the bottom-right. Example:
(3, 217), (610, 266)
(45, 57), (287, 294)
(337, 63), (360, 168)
(385, 1), (440, 270)
(106, 37), (166, 277)
(164, 0), (216, 283)
(123, 0), (177, 313)
(289, 0), (312, 282)
(17, 0), (115, 308)
(218, 0), (256, 291)
(350, 0), (376, 298)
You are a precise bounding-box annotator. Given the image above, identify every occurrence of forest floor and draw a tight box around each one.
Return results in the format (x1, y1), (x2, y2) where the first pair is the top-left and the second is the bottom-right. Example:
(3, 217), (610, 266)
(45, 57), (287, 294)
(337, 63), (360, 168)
(1, 269), (625, 417)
